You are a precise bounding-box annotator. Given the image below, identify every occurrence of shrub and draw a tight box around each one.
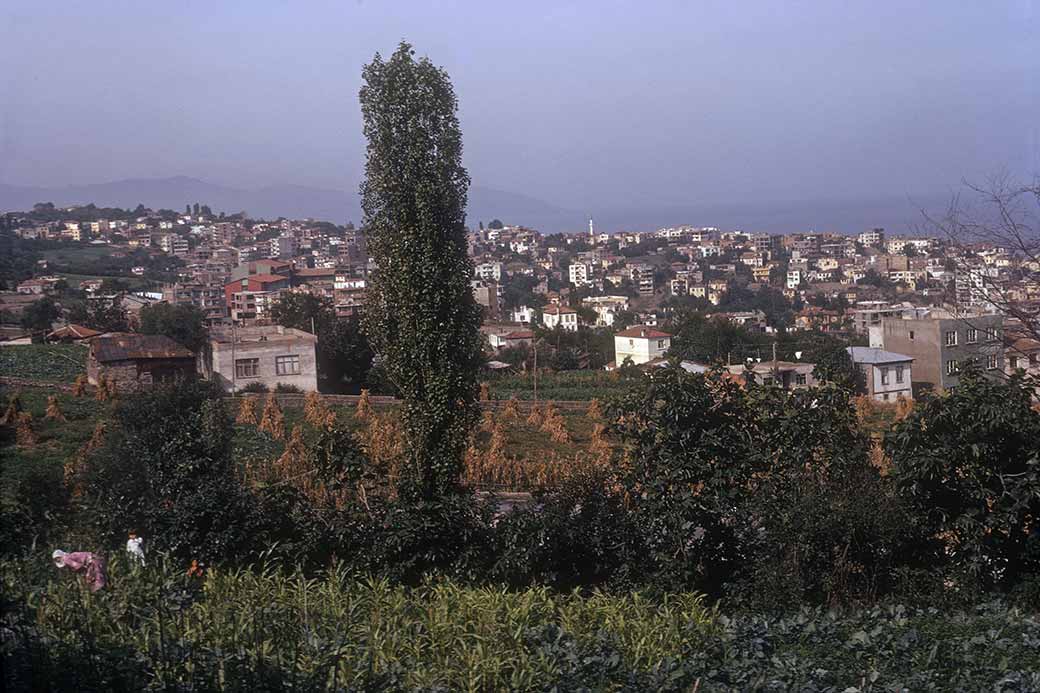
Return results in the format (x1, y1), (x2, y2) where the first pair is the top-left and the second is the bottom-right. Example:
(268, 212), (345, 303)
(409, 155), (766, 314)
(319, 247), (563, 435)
(83, 381), (265, 565)
(273, 382), (302, 394)
(887, 367), (1040, 593)
(240, 381), (269, 394)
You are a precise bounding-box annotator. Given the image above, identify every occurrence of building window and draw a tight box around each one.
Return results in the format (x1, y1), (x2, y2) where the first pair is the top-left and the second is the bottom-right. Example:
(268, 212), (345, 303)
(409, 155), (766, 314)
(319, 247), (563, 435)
(945, 359), (959, 376)
(945, 331), (958, 347)
(987, 354), (998, 370)
(909, 330), (915, 340)
(795, 373), (807, 385)
(235, 358), (259, 378)
(275, 354), (301, 376)
(895, 366), (904, 384)
(880, 367), (890, 385)
(657, 340), (664, 348)
(628, 339), (634, 347)
(1009, 355), (1019, 370)
(986, 328), (999, 341)
(966, 328), (978, 344)
(883, 393), (890, 401)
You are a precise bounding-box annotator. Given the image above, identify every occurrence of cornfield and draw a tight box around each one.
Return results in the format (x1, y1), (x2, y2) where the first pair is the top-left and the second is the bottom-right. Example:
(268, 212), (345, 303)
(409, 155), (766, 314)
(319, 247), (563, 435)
(0, 555), (714, 692)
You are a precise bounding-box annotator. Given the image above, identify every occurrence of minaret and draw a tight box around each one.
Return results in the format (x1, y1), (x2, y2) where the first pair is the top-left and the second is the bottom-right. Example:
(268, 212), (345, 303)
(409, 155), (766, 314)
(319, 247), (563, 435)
(588, 217), (594, 239)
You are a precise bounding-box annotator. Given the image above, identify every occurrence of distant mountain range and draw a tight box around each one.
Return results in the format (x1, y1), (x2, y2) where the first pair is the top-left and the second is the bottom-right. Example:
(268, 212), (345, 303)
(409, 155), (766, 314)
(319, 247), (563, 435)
(0, 176), (951, 235)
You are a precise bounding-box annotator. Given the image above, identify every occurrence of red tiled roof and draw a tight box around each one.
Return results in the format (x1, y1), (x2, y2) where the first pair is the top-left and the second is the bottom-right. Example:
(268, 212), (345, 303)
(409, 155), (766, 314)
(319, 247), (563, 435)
(502, 330), (534, 339)
(542, 305), (576, 314)
(615, 326), (672, 338)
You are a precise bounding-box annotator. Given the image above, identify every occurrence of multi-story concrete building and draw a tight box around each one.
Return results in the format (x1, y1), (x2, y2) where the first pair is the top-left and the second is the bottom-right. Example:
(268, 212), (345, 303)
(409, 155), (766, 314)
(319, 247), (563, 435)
(200, 325), (318, 393)
(475, 262), (503, 282)
(847, 347), (914, 402)
(162, 282), (227, 320)
(857, 228), (885, 246)
(471, 279), (499, 318)
(568, 262), (594, 287)
(879, 311), (1004, 392)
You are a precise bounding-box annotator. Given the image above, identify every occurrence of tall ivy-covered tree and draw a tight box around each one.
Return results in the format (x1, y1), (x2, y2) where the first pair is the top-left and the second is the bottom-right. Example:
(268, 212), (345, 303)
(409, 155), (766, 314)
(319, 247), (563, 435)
(359, 43), (483, 499)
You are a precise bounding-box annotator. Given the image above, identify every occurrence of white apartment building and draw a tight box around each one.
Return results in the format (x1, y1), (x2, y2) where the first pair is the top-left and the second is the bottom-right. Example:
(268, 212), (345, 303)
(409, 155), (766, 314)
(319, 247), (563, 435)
(568, 262), (594, 287)
(613, 326), (672, 366)
(475, 262), (503, 282)
(786, 269), (803, 289)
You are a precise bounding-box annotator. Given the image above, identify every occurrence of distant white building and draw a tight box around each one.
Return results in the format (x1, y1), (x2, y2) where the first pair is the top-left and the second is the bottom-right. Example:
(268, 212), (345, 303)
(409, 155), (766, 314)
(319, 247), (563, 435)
(475, 262), (503, 282)
(582, 295), (630, 327)
(613, 326), (671, 366)
(542, 304), (579, 331)
(511, 305), (535, 324)
(786, 269), (803, 289)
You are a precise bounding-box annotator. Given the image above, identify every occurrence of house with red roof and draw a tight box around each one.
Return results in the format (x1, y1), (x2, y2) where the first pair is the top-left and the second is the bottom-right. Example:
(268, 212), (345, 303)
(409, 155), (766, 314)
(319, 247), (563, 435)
(613, 326), (672, 366)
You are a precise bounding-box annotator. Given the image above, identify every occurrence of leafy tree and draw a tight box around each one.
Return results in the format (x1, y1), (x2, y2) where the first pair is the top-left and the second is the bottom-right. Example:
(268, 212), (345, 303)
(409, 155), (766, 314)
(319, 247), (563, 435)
(359, 42), (484, 499)
(887, 368), (1040, 591)
(316, 313), (374, 390)
(269, 293), (374, 389)
(488, 219), (504, 230)
(269, 292), (335, 333)
(67, 297), (129, 332)
(20, 296), (61, 334)
(84, 382), (262, 564)
(139, 302), (208, 352)
(610, 365), (910, 602)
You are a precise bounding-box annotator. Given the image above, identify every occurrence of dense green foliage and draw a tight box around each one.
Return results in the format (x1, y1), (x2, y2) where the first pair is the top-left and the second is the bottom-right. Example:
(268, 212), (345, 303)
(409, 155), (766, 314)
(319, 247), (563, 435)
(359, 43), (484, 499)
(18, 297), (61, 334)
(269, 293), (374, 390)
(138, 302), (208, 352)
(3, 557), (1038, 692)
(888, 367), (1040, 593)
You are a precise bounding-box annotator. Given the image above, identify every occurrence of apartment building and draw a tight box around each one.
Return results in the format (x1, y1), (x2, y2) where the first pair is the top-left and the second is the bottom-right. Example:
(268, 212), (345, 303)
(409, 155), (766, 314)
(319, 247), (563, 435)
(879, 311), (1004, 392)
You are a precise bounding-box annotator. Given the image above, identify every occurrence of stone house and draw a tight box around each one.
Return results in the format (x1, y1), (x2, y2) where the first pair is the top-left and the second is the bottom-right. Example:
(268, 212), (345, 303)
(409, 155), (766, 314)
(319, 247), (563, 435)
(87, 334), (196, 389)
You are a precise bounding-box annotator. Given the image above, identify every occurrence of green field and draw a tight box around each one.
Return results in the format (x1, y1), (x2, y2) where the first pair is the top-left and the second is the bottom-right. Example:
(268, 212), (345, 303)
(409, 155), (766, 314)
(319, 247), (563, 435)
(0, 344), (87, 383)
(486, 370), (638, 401)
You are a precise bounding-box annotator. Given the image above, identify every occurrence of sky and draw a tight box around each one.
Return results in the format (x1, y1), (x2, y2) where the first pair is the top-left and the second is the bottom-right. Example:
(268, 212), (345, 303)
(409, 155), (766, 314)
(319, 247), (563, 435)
(1, 0), (1036, 211)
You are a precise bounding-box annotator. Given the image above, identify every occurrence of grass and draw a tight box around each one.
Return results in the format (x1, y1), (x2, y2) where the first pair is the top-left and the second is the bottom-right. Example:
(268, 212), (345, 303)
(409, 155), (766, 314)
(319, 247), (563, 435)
(487, 370), (640, 401)
(0, 390), (107, 504)
(0, 343), (87, 383)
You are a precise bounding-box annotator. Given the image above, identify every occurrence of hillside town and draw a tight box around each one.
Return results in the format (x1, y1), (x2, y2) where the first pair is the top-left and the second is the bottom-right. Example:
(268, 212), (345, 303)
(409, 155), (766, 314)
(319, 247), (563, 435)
(2, 202), (1039, 398)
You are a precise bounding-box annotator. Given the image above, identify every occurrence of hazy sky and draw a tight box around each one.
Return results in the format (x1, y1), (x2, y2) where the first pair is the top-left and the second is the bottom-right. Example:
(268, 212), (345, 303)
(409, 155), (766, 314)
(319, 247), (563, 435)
(1, 1), (1036, 209)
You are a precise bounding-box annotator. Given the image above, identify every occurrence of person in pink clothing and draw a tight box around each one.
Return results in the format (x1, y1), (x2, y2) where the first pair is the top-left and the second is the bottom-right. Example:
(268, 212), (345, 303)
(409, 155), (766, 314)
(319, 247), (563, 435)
(52, 550), (108, 592)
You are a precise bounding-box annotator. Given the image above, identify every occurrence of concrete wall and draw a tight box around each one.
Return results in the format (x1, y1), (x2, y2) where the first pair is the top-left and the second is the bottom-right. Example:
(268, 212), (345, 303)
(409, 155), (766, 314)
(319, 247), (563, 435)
(881, 315), (1003, 392)
(207, 337), (318, 392)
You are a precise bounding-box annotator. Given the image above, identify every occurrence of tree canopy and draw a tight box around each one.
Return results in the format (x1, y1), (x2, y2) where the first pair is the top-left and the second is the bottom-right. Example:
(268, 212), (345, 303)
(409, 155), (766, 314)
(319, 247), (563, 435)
(359, 42), (484, 499)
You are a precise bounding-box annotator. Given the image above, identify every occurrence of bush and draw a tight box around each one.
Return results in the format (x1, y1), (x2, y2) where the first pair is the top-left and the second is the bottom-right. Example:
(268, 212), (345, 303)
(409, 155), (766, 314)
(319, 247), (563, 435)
(887, 367), (1040, 593)
(273, 382), (303, 393)
(83, 381), (266, 565)
(239, 381), (269, 393)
